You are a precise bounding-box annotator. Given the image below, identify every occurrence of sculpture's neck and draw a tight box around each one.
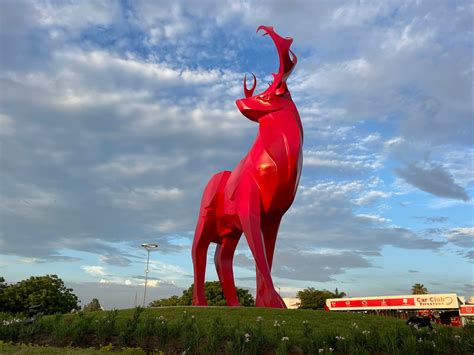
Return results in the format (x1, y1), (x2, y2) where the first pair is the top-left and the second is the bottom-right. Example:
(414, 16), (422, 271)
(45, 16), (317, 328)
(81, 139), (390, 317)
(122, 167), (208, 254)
(256, 103), (303, 181)
(259, 104), (303, 144)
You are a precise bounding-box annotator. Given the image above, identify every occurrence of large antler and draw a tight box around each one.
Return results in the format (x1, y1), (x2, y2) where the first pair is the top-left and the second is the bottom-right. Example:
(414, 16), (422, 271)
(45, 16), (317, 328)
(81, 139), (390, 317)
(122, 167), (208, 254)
(243, 26), (297, 97)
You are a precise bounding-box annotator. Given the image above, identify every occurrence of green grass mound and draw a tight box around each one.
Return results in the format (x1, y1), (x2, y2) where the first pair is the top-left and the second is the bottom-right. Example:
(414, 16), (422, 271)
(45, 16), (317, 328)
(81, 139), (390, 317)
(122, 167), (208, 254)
(1, 307), (472, 354)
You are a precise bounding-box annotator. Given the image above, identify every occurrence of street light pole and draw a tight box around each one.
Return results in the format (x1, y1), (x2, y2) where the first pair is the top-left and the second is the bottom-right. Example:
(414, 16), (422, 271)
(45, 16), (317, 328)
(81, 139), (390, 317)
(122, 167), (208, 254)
(141, 243), (158, 307)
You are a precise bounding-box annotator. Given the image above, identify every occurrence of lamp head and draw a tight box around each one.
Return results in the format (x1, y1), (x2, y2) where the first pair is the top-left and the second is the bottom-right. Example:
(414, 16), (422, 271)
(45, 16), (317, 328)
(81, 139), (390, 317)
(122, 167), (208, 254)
(141, 243), (158, 251)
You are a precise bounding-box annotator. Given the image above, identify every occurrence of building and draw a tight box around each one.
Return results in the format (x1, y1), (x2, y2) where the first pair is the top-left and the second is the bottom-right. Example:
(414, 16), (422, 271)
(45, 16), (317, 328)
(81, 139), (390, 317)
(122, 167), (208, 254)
(325, 293), (472, 326)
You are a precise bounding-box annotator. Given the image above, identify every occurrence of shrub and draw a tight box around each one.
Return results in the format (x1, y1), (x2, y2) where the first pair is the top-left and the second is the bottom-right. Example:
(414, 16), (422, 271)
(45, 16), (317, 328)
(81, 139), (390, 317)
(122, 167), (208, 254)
(94, 309), (118, 344)
(119, 307), (144, 346)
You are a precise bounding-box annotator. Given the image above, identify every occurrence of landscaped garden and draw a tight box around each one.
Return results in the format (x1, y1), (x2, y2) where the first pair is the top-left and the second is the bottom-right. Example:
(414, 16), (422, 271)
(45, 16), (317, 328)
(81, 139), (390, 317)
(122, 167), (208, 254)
(1, 306), (472, 354)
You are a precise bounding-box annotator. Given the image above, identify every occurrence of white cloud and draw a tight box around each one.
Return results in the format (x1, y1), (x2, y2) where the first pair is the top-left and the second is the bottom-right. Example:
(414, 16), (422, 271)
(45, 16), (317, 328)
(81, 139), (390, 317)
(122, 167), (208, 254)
(98, 186), (184, 210)
(304, 149), (382, 171)
(93, 154), (188, 178)
(446, 227), (474, 248)
(0, 114), (14, 135)
(0, 183), (59, 219)
(35, 0), (120, 29)
(331, 2), (389, 27)
(353, 191), (391, 205)
(355, 214), (391, 224)
(381, 24), (435, 53)
(82, 265), (107, 277)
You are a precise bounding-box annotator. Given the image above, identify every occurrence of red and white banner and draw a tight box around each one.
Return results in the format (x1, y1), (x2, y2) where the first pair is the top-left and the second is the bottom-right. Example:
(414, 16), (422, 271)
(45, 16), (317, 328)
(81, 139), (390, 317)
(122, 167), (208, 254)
(459, 305), (474, 317)
(326, 293), (459, 311)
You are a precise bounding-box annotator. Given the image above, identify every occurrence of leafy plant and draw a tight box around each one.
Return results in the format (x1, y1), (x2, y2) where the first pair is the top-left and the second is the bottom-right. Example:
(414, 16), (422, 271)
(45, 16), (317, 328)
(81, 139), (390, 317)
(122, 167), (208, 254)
(95, 309), (118, 344)
(119, 307), (144, 346)
(70, 312), (93, 346)
(134, 315), (156, 349)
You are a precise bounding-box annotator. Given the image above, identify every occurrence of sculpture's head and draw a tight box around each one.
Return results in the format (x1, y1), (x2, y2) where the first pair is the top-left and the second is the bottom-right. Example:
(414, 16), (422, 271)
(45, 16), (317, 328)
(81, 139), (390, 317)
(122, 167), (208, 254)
(236, 26), (297, 122)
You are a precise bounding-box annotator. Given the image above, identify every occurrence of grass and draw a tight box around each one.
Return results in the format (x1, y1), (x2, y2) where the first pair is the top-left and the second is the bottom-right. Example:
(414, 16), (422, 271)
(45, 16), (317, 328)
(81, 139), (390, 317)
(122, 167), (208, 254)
(111, 306), (408, 336)
(1, 307), (473, 354)
(0, 341), (147, 354)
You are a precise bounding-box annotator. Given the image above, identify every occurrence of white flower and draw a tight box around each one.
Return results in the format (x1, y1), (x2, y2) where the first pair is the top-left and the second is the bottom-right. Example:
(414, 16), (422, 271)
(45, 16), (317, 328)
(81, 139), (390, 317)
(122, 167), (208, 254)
(318, 349), (324, 354)
(244, 333), (251, 338)
(454, 335), (461, 340)
(362, 330), (370, 335)
(432, 341), (436, 348)
(281, 320), (286, 325)
(335, 336), (345, 341)
(329, 348), (334, 352)
(302, 320), (309, 325)
(256, 316), (263, 322)
(191, 315), (195, 319)
(183, 311), (187, 314)
(417, 338), (423, 343)
(281, 336), (289, 342)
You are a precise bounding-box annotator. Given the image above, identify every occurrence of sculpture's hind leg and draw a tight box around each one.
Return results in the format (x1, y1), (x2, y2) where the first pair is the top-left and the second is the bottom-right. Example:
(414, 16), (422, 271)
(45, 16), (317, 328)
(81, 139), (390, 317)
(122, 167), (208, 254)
(215, 235), (241, 306)
(192, 171), (231, 306)
(192, 216), (213, 306)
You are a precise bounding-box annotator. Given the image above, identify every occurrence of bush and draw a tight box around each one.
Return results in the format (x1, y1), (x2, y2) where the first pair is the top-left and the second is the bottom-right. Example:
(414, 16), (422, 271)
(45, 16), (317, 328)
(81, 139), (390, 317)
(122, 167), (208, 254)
(94, 309), (118, 344)
(119, 307), (144, 346)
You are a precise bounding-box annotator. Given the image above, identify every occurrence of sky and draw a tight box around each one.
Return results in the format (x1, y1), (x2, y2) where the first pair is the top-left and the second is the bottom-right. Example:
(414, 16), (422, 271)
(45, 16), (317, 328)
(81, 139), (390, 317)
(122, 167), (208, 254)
(0, 0), (473, 310)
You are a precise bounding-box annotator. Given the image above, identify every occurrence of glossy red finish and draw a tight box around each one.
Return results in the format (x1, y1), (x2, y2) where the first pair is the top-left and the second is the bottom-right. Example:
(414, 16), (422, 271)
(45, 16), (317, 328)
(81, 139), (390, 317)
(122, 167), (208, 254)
(192, 26), (302, 308)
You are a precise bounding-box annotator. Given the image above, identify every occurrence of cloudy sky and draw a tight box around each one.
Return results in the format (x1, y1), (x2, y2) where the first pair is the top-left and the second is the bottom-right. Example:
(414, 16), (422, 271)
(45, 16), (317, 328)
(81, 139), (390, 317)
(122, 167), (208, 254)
(1, 0), (472, 309)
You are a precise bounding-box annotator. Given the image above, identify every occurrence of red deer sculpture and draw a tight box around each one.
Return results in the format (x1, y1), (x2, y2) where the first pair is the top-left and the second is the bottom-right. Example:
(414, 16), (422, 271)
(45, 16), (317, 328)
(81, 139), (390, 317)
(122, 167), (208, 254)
(192, 26), (302, 308)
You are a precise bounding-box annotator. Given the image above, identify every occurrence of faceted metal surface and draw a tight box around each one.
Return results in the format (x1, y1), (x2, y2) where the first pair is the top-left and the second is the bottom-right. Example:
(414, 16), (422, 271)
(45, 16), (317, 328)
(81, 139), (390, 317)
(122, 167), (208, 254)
(192, 26), (303, 308)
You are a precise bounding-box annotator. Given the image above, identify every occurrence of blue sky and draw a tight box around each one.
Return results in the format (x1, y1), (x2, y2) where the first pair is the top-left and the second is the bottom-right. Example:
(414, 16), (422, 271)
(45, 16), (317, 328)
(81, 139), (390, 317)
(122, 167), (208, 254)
(0, 0), (472, 309)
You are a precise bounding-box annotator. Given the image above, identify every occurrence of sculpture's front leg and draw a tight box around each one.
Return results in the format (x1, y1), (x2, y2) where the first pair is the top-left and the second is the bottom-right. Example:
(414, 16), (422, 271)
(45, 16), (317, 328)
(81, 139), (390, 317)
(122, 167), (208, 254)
(236, 174), (286, 308)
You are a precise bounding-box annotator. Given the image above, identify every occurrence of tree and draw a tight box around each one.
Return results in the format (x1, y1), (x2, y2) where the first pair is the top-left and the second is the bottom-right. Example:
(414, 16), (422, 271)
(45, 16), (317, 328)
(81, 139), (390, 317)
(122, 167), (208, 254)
(0, 277), (7, 309)
(411, 283), (428, 295)
(83, 298), (102, 312)
(0, 275), (80, 314)
(150, 281), (255, 307)
(149, 295), (180, 307)
(180, 281), (255, 306)
(0, 277), (6, 289)
(297, 287), (345, 309)
(334, 288), (346, 298)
